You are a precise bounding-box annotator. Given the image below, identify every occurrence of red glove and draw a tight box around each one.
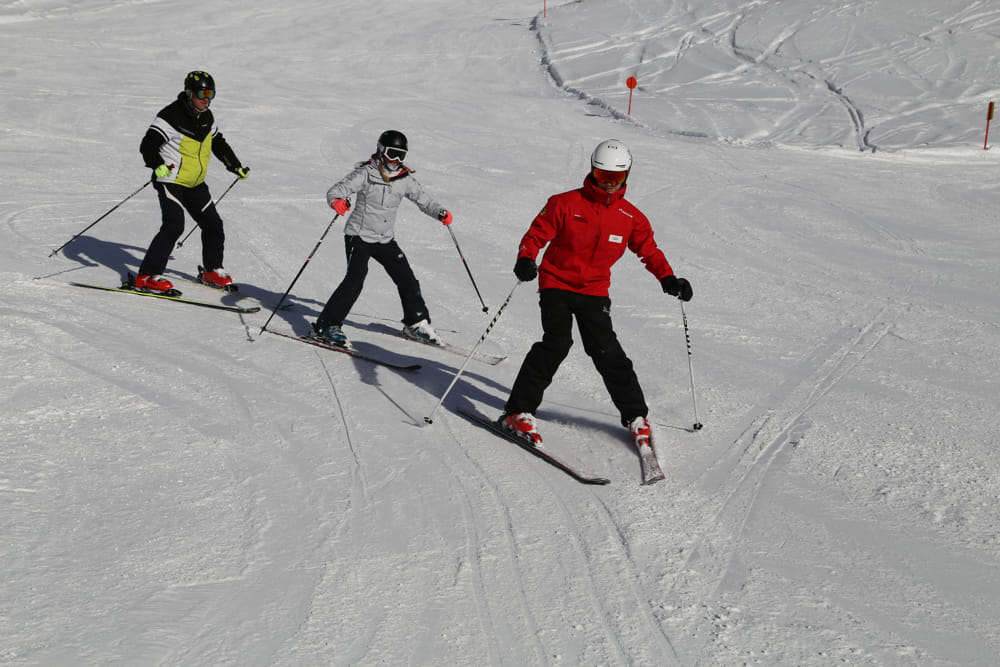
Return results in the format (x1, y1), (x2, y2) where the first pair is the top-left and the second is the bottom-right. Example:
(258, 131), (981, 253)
(330, 198), (351, 216)
(438, 210), (453, 226)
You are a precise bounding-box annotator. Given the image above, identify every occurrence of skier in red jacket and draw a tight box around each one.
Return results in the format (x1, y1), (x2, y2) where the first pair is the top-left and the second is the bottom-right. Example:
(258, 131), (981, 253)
(499, 139), (693, 448)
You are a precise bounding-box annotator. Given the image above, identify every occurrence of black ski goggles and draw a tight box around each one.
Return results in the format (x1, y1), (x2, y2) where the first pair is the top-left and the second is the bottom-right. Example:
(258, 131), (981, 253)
(195, 89), (216, 100)
(383, 146), (407, 161)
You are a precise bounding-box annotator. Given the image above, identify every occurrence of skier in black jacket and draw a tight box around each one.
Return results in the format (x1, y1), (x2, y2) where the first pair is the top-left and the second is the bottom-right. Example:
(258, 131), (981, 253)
(135, 70), (248, 292)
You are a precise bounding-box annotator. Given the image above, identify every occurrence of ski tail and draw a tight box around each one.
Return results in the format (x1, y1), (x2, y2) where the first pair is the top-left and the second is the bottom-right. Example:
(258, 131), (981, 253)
(264, 329), (422, 371)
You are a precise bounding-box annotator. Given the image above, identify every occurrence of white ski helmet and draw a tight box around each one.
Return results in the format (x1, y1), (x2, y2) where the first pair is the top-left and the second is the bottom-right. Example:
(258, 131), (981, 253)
(591, 139), (632, 172)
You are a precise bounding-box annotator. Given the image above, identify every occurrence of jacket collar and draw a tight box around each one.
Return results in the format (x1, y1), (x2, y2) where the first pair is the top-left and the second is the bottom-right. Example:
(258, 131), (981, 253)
(367, 155), (410, 183)
(177, 91), (202, 119)
(581, 174), (628, 206)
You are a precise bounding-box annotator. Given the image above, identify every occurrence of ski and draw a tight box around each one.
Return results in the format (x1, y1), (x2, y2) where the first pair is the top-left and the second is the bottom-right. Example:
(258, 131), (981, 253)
(360, 321), (506, 365)
(638, 441), (666, 486)
(456, 408), (610, 485)
(169, 271), (294, 311)
(264, 329), (422, 371)
(70, 281), (261, 313)
(391, 330), (507, 366)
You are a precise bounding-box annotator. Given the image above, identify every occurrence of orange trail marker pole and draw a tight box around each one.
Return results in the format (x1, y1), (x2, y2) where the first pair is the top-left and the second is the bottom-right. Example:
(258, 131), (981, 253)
(626, 76), (637, 115)
(986, 102), (995, 150)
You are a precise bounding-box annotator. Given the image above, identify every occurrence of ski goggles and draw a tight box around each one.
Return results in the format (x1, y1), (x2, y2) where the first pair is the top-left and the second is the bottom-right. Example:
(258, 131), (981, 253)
(591, 167), (628, 187)
(383, 146), (407, 161)
(195, 89), (216, 100)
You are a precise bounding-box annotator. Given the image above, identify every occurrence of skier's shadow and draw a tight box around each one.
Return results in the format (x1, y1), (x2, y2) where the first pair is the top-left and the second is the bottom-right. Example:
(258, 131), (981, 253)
(303, 317), (510, 427)
(362, 319), (513, 418)
(163, 266), (320, 313)
(55, 234), (144, 278)
(348, 350), (510, 426)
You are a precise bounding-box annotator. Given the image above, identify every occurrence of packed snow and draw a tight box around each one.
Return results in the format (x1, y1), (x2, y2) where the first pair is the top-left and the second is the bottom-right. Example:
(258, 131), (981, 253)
(3, 0), (1000, 665)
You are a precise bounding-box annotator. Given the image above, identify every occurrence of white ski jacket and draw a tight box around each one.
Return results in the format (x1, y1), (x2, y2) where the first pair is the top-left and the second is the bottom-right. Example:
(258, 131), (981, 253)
(326, 158), (446, 244)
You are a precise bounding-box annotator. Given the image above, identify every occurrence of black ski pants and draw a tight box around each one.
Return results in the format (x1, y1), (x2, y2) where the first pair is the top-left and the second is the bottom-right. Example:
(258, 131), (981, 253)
(505, 288), (647, 427)
(316, 235), (430, 328)
(138, 181), (224, 277)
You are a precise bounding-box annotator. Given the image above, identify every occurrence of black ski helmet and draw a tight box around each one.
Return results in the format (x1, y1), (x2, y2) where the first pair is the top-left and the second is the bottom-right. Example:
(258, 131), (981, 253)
(184, 70), (215, 98)
(377, 130), (408, 159)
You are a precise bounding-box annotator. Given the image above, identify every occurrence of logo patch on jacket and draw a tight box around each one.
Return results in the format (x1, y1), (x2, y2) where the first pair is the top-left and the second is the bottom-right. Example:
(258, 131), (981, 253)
(608, 234), (623, 243)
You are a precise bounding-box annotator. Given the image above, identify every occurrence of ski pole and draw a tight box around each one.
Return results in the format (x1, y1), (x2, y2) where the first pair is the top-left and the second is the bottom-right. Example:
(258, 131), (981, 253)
(258, 213), (341, 335)
(48, 179), (152, 257)
(680, 301), (703, 431)
(176, 175), (241, 249)
(424, 280), (521, 424)
(446, 225), (489, 313)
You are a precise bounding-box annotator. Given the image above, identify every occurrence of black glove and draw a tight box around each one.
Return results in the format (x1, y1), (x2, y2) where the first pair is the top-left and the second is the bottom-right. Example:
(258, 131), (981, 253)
(661, 275), (693, 301)
(514, 256), (538, 282)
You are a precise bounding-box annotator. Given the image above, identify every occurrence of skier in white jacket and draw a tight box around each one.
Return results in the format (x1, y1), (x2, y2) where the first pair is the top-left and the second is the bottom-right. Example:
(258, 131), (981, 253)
(311, 130), (453, 349)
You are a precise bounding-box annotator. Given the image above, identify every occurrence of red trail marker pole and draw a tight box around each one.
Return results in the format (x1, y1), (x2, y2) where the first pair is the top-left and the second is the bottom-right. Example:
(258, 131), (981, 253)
(985, 102), (995, 149)
(985, 101), (994, 150)
(626, 76), (637, 115)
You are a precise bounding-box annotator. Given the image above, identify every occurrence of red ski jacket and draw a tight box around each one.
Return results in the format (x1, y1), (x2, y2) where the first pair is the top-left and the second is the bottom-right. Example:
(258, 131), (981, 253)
(517, 177), (674, 297)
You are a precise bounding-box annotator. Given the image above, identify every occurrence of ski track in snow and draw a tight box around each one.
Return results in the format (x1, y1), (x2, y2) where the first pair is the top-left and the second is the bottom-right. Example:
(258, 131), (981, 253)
(538, 0), (1000, 150)
(642, 295), (893, 660)
(429, 409), (683, 665)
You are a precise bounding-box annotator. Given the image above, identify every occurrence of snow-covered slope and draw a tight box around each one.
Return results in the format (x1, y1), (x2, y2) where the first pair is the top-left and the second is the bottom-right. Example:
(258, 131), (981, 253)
(3, 1), (999, 664)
